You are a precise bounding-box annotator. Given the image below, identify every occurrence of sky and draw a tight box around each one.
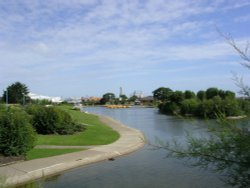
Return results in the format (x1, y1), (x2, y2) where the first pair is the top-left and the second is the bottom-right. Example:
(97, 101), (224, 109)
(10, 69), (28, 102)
(0, 0), (250, 98)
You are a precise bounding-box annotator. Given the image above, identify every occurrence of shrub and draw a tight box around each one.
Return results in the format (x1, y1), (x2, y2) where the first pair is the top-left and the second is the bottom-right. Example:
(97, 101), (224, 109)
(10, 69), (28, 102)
(180, 99), (200, 115)
(159, 102), (180, 115)
(0, 108), (36, 156)
(26, 105), (85, 135)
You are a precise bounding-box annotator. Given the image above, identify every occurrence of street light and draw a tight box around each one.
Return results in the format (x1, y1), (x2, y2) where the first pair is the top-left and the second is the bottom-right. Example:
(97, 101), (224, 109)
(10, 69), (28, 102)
(5, 89), (8, 106)
(22, 92), (26, 106)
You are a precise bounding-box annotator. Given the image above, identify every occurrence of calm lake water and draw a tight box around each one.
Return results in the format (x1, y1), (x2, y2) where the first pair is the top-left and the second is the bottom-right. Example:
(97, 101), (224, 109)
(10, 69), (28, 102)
(26, 107), (232, 188)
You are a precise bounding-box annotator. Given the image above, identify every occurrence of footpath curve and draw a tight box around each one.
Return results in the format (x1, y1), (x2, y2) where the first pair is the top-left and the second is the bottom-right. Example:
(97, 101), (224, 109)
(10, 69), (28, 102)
(0, 115), (145, 187)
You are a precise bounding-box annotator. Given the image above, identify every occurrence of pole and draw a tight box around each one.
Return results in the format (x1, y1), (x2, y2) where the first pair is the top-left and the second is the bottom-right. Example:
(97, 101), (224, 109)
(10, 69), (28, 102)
(22, 93), (25, 106)
(6, 89), (8, 105)
(5, 89), (9, 111)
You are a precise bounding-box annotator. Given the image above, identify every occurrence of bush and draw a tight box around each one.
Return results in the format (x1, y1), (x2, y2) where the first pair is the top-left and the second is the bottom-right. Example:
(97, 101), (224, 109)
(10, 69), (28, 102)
(180, 99), (200, 115)
(159, 102), (180, 115)
(0, 108), (36, 156)
(26, 105), (85, 135)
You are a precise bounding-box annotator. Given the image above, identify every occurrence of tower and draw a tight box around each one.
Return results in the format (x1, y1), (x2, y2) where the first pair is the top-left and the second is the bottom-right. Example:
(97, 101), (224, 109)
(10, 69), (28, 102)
(119, 87), (123, 97)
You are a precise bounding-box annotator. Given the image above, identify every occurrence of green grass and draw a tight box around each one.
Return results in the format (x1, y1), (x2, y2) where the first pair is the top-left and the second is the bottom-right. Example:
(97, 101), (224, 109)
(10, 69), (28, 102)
(36, 105), (120, 146)
(26, 148), (85, 160)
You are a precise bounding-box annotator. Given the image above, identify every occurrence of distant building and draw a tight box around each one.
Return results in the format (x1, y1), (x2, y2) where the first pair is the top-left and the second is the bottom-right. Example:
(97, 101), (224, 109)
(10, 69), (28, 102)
(28, 93), (63, 103)
(64, 97), (81, 104)
(132, 91), (144, 98)
(140, 96), (154, 105)
(81, 96), (101, 105)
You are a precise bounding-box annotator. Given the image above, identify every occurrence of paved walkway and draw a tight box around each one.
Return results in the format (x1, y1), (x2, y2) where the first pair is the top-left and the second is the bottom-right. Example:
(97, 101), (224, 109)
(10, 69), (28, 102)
(0, 115), (145, 187)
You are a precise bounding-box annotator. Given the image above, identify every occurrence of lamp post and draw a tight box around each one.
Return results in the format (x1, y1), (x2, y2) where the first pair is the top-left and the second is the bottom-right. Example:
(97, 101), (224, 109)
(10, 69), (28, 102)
(4, 89), (9, 110)
(5, 89), (8, 106)
(22, 92), (25, 106)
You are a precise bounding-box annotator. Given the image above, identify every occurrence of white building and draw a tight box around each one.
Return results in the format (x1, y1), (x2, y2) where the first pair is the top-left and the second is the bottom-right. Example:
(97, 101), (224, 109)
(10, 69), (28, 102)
(28, 93), (63, 103)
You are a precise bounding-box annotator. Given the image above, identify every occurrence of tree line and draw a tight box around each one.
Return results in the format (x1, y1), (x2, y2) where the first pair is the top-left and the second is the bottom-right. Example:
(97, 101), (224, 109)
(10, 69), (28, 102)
(153, 87), (250, 118)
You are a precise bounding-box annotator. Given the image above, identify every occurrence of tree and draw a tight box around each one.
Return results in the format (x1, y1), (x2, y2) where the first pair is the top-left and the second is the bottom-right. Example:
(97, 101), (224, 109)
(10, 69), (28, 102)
(120, 94), (128, 104)
(153, 87), (172, 101)
(102, 93), (115, 104)
(169, 90), (184, 104)
(2, 82), (30, 104)
(205, 87), (219, 99)
(184, 90), (195, 99)
(197, 90), (206, 101)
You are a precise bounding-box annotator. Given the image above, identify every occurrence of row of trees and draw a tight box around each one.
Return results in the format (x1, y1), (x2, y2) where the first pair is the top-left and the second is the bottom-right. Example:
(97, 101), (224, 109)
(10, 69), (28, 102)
(153, 87), (249, 118)
(99, 92), (136, 105)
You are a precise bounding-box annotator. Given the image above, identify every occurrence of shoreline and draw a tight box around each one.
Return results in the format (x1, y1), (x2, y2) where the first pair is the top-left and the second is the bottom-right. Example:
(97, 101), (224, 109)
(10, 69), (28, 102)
(0, 114), (145, 187)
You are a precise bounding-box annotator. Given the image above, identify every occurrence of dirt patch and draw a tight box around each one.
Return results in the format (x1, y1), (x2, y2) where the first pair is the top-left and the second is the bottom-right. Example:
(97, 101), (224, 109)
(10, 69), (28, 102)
(0, 155), (25, 166)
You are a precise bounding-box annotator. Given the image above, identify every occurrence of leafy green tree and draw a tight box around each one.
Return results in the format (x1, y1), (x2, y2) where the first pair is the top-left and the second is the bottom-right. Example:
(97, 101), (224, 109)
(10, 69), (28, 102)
(184, 90), (196, 99)
(169, 91), (184, 104)
(197, 90), (206, 101)
(128, 95), (138, 102)
(2, 82), (30, 104)
(120, 94), (128, 104)
(180, 99), (200, 115)
(0, 107), (36, 156)
(102, 93), (115, 104)
(206, 87), (219, 99)
(153, 87), (172, 101)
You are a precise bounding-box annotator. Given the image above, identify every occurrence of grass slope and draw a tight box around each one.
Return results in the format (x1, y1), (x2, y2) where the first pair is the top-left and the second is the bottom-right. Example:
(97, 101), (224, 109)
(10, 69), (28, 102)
(36, 105), (120, 146)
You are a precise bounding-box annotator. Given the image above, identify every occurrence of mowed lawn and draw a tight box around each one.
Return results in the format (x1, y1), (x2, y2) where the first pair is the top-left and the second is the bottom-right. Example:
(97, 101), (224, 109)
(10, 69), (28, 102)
(26, 148), (85, 160)
(36, 105), (120, 146)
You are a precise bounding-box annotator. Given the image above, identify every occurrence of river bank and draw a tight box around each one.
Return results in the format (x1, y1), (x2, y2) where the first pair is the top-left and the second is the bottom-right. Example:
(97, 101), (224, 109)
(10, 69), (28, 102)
(0, 115), (145, 187)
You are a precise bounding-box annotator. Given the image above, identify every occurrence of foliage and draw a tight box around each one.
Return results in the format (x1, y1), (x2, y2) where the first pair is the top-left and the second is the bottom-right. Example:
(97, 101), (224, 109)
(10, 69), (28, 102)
(100, 92), (116, 104)
(153, 87), (173, 101)
(197, 90), (206, 101)
(26, 105), (85, 135)
(156, 87), (244, 118)
(169, 90), (184, 104)
(128, 95), (138, 102)
(37, 105), (120, 146)
(205, 87), (219, 99)
(155, 118), (250, 188)
(2, 82), (30, 104)
(180, 99), (199, 115)
(0, 107), (36, 156)
(184, 90), (196, 99)
(159, 102), (179, 115)
(30, 99), (52, 105)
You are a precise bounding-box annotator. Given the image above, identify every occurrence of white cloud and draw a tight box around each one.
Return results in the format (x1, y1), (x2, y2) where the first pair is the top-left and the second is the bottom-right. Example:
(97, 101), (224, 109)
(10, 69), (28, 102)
(0, 0), (249, 96)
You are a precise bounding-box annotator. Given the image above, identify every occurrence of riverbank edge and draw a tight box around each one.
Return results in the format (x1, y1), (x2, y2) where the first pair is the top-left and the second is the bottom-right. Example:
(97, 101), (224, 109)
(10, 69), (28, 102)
(0, 114), (145, 187)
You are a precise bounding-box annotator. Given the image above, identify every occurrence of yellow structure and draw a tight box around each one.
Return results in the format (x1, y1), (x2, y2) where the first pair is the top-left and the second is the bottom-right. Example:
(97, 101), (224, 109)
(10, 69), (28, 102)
(105, 105), (130, 109)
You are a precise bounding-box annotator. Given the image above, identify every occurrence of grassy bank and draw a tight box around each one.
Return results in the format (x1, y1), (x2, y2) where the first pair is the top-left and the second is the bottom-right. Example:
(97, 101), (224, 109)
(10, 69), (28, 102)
(26, 148), (85, 160)
(26, 105), (119, 160)
(36, 105), (120, 146)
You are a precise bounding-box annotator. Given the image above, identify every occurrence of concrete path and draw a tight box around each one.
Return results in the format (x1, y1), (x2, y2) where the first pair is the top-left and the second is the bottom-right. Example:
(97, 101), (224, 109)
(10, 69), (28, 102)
(0, 115), (145, 187)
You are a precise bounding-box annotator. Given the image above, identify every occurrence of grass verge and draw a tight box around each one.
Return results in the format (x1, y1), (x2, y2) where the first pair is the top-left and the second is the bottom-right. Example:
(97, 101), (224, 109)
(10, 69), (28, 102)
(26, 148), (85, 160)
(36, 105), (120, 146)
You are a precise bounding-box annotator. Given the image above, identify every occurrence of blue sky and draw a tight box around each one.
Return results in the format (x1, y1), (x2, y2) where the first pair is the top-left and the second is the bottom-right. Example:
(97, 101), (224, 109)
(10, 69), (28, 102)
(0, 0), (250, 98)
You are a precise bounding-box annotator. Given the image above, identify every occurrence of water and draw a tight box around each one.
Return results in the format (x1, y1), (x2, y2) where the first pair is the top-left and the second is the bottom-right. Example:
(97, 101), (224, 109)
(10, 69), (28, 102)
(30, 107), (231, 188)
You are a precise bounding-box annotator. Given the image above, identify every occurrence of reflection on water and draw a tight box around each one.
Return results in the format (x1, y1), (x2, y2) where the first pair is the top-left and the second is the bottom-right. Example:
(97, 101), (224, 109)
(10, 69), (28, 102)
(25, 107), (231, 188)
